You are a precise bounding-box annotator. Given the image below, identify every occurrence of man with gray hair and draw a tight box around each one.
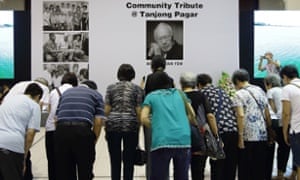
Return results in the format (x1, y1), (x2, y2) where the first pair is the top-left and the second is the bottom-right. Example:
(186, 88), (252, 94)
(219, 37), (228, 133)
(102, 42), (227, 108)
(147, 22), (183, 59)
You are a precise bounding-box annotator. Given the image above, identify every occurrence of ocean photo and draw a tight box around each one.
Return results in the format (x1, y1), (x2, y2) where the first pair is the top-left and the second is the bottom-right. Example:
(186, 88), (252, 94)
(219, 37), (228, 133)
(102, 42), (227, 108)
(0, 11), (14, 79)
(254, 11), (300, 78)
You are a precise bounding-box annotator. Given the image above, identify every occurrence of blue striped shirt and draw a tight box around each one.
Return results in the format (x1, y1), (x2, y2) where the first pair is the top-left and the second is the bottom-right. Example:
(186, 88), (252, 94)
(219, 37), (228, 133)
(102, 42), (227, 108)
(56, 86), (105, 125)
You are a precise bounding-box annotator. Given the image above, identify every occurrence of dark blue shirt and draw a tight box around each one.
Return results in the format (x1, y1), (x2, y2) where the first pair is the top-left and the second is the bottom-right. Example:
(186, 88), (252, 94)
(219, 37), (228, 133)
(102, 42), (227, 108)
(201, 85), (238, 134)
(56, 86), (105, 125)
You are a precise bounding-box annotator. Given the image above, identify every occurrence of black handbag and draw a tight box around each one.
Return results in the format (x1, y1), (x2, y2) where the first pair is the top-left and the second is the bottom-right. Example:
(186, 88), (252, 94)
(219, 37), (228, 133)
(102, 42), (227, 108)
(203, 126), (226, 160)
(134, 146), (147, 166)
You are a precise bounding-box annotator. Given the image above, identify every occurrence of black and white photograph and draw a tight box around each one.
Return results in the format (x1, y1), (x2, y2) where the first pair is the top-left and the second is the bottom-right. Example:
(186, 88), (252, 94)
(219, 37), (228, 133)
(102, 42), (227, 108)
(43, 1), (89, 31)
(43, 32), (89, 62)
(146, 20), (183, 60)
(42, 63), (89, 89)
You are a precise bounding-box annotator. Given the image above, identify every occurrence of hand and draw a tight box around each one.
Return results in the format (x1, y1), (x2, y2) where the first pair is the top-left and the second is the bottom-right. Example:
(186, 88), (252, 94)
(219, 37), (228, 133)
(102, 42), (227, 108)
(267, 128), (276, 145)
(148, 42), (162, 57)
(259, 56), (265, 61)
(23, 159), (26, 175)
(283, 131), (290, 146)
(238, 136), (245, 149)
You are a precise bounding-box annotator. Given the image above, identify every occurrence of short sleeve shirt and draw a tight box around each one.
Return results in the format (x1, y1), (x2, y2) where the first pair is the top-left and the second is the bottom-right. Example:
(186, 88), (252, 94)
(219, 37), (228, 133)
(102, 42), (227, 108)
(232, 85), (268, 141)
(105, 81), (144, 132)
(143, 88), (191, 151)
(0, 95), (41, 153)
(281, 79), (300, 134)
(56, 86), (105, 125)
(266, 87), (282, 123)
(201, 85), (238, 134)
(45, 84), (73, 131)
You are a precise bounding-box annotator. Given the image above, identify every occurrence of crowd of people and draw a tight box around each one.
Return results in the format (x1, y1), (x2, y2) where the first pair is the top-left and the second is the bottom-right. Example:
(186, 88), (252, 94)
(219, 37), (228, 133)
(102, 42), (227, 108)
(0, 55), (300, 180)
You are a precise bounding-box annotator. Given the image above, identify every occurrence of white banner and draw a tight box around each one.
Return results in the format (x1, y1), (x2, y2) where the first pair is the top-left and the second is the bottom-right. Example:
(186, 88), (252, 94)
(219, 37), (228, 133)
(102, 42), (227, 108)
(32, 0), (239, 94)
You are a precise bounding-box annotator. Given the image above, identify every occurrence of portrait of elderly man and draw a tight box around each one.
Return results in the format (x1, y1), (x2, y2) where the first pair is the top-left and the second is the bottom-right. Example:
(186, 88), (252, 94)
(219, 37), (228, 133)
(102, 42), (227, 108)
(147, 21), (183, 60)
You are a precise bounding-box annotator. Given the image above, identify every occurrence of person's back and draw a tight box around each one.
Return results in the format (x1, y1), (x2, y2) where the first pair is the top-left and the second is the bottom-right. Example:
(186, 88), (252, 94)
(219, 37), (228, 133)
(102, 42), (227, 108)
(234, 84), (268, 141)
(3, 79), (49, 108)
(141, 71), (191, 180)
(0, 94), (41, 153)
(200, 85), (237, 134)
(56, 85), (103, 123)
(0, 83), (42, 180)
(145, 88), (191, 150)
(54, 80), (105, 180)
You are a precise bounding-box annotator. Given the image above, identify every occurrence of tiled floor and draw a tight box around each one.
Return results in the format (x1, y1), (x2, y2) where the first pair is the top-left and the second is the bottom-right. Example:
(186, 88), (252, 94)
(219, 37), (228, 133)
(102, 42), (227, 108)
(30, 128), (294, 179)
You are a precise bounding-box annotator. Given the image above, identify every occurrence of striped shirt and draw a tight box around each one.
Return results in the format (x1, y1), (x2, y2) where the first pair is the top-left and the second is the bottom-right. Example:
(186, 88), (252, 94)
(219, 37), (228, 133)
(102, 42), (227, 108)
(56, 86), (105, 125)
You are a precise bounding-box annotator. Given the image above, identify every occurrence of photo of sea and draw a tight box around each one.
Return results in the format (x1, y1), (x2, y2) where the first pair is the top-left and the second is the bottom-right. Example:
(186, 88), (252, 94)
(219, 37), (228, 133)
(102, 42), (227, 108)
(254, 11), (300, 78)
(0, 11), (14, 79)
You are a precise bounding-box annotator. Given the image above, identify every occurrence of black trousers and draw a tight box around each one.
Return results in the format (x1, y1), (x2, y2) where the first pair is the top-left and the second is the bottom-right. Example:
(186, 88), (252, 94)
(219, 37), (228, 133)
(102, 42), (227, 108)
(210, 132), (238, 180)
(238, 141), (268, 180)
(0, 148), (24, 180)
(190, 154), (207, 180)
(143, 126), (152, 180)
(54, 125), (96, 180)
(105, 131), (138, 180)
(45, 131), (56, 180)
(275, 127), (290, 172)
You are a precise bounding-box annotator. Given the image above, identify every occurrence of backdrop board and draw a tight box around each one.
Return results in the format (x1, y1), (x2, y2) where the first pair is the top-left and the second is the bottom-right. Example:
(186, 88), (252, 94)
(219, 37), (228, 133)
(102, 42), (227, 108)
(32, 0), (239, 94)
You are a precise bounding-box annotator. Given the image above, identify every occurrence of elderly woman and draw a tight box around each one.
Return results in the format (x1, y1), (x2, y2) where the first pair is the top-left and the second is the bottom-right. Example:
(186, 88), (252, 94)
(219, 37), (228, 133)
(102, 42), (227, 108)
(104, 64), (144, 180)
(179, 72), (218, 180)
(231, 69), (273, 180)
(141, 71), (192, 180)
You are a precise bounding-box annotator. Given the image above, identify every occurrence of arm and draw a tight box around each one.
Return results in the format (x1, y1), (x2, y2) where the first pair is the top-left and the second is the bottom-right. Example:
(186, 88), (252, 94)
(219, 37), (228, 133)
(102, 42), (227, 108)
(235, 106), (245, 149)
(282, 100), (291, 145)
(258, 56), (265, 71)
(104, 104), (111, 116)
(141, 106), (151, 128)
(93, 117), (103, 144)
(185, 102), (197, 126)
(268, 99), (277, 113)
(24, 129), (36, 160)
(264, 106), (275, 144)
(206, 113), (218, 137)
(135, 106), (142, 124)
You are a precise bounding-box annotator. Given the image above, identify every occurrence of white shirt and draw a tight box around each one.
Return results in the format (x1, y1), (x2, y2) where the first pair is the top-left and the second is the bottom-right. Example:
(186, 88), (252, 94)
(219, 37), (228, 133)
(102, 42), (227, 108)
(45, 84), (73, 131)
(281, 79), (300, 134)
(3, 80), (50, 105)
(267, 87), (282, 125)
(0, 95), (41, 153)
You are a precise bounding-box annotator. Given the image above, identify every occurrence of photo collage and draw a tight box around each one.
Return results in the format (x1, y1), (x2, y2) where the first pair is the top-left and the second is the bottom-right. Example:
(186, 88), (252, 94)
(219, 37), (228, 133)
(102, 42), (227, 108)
(42, 1), (89, 89)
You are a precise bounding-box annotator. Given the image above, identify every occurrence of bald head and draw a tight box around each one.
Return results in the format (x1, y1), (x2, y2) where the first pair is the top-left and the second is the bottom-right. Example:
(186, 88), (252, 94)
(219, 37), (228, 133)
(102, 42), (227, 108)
(153, 23), (174, 52)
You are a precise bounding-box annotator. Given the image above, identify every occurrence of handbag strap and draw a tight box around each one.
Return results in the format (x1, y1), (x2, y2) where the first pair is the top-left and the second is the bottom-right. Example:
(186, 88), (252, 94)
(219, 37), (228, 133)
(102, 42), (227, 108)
(215, 88), (223, 121)
(178, 90), (197, 126)
(55, 87), (62, 97)
(243, 86), (266, 121)
(178, 90), (190, 115)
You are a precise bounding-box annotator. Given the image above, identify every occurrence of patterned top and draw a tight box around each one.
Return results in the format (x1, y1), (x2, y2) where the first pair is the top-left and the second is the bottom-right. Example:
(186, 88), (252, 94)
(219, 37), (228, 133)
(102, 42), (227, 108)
(232, 85), (268, 141)
(201, 85), (238, 134)
(56, 86), (105, 125)
(105, 81), (144, 132)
